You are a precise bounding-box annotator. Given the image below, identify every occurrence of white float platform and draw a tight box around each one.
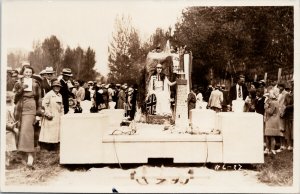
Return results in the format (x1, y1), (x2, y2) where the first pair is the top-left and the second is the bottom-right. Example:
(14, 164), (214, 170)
(60, 110), (264, 164)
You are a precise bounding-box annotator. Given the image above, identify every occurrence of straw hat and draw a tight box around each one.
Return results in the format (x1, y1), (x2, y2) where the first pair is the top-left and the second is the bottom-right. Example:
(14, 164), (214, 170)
(61, 68), (73, 76)
(40, 69), (46, 75)
(45, 67), (55, 74)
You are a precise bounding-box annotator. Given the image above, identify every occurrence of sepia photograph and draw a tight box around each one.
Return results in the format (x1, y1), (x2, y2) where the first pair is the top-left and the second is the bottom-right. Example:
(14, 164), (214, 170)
(1, 0), (299, 193)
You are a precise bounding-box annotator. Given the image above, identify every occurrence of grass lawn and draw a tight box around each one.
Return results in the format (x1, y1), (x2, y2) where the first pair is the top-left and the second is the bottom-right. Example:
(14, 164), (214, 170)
(256, 150), (293, 186)
(5, 149), (293, 186)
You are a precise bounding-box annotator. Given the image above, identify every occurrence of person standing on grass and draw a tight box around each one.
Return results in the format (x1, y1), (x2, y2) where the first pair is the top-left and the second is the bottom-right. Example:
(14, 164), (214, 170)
(39, 80), (63, 151)
(13, 65), (42, 167)
(276, 82), (288, 153)
(264, 89), (282, 155)
(6, 91), (19, 168)
(282, 80), (294, 151)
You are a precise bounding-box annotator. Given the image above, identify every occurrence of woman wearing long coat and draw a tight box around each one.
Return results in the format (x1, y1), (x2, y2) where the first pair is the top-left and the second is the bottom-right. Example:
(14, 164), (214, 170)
(264, 89), (282, 155)
(13, 65), (42, 167)
(39, 80), (63, 149)
(117, 86), (126, 109)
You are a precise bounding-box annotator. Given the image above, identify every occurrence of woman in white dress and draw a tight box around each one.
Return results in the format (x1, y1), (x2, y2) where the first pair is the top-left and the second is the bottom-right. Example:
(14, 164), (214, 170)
(147, 64), (176, 115)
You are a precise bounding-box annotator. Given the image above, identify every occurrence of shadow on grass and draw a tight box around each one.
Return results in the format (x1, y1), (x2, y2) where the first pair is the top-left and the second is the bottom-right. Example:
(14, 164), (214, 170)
(256, 150), (293, 186)
(5, 149), (63, 185)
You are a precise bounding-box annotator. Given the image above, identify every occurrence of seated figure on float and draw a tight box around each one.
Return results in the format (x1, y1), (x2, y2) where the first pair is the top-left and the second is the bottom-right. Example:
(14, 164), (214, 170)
(147, 63), (176, 116)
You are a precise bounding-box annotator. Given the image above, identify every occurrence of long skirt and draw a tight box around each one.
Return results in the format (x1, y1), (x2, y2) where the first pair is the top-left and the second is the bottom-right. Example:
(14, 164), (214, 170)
(18, 114), (35, 152)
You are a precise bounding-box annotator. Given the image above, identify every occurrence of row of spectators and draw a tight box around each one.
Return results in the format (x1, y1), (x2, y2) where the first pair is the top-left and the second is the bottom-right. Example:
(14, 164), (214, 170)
(187, 75), (294, 155)
(6, 64), (137, 169)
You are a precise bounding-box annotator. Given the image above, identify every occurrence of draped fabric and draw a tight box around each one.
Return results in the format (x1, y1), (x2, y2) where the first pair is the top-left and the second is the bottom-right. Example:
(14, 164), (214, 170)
(147, 75), (172, 115)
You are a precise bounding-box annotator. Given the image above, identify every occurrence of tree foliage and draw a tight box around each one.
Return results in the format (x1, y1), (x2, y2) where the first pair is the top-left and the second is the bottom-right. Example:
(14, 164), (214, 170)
(173, 6), (293, 85)
(41, 35), (64, 75)
(107, 14), (145, 85)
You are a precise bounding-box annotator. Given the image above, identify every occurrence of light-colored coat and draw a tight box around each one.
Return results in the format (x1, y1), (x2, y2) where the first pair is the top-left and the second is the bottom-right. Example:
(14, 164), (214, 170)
(208, 89), (223, 109)
(39, 90), (63, 143)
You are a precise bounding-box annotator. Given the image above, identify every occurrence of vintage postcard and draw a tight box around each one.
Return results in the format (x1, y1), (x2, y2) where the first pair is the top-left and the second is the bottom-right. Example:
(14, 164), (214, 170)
(1, 0), (299, 193)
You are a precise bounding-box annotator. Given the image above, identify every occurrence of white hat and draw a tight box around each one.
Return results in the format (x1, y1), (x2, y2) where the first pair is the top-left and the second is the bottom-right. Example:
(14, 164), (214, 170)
(45, 67), (55, 74)
(40, 69), (46, 75)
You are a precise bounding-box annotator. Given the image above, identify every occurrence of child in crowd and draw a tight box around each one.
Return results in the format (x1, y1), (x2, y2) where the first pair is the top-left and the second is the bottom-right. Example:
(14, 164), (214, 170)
(6, 91), (19, 167)
(264, 89), (282, 155)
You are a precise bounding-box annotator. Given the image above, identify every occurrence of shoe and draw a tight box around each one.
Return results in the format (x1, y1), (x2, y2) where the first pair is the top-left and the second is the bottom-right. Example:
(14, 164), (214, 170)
(287, 146), (293, 151)
(264, 148), (269, 154)
(271, 150), (276, 155)
(27, 154), (34, 166)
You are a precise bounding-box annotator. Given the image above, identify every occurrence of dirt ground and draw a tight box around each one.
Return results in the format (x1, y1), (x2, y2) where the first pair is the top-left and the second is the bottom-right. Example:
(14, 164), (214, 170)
(3, 164), (295, 193)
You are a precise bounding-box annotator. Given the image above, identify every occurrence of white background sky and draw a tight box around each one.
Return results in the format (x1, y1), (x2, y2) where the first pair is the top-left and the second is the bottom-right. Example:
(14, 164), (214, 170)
(3, 0), (186, 75)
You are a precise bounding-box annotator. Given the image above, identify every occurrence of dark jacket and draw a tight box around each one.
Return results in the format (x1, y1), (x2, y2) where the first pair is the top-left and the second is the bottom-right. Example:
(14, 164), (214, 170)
(254, 96), (266, 115)
(229, 84), (249, 105)
(59, 79), (71, 114)
(41, 78), (52, 98)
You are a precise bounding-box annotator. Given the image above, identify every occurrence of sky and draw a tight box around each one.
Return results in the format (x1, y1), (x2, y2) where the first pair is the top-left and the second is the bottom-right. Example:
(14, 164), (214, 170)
(2, 0), (186, 75)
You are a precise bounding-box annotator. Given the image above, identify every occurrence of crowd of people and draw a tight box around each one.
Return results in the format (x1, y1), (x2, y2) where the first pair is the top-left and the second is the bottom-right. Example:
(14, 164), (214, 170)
(5, 62), (294, 169)
(187, 75), (294, 155)
(6, 63), (138, 168)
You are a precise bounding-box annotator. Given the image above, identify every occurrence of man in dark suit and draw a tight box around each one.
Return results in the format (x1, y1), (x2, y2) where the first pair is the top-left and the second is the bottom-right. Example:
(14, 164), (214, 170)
(229, 75), (249, 108)
(41, 67), (55, 98)
(59, 68), (73, 114)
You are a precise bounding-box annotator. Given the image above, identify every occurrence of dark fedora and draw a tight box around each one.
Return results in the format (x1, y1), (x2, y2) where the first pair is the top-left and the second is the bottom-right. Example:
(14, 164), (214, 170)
(61, 68), (73, 76)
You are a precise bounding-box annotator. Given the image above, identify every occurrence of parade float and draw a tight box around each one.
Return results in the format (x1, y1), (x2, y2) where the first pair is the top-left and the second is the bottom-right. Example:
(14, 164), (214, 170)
(60, 41), (264, 165)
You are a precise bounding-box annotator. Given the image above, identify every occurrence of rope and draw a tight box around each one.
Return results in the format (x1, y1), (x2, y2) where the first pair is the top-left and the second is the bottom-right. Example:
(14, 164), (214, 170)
(112, 135), (122, 169)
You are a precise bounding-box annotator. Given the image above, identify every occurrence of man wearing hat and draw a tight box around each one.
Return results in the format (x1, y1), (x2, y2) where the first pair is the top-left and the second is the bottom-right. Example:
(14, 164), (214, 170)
(229, 74), (249, 109)
(41, 67), (55, 98)
(59, 68), (73, 114)
(7, 69), (19, 91)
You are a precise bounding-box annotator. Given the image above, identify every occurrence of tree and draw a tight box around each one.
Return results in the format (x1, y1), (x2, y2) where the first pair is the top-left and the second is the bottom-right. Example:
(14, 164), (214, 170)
(78, 47), (98, 81)
(107, 14), (144, 85)
(28, 41), (44, 73)
(173, 6), (293, 85)
(7, 50), (28, 69)
(42, 35), (63, 75)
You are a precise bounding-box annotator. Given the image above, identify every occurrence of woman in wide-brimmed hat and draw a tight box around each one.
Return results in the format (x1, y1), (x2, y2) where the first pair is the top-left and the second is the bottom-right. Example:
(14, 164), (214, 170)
(39, 80), (63, 151)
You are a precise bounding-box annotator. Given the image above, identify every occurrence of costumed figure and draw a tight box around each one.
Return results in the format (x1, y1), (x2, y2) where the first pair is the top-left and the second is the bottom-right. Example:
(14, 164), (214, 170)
(147, 64), (176, 115)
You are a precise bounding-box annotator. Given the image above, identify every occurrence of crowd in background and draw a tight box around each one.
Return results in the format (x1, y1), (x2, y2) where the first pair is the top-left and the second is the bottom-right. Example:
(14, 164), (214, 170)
(187, 75), (294, 155)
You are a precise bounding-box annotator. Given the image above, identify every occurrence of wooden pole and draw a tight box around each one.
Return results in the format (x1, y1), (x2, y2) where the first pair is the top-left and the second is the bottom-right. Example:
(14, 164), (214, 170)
(264, 72), (268, 83)
(277, 68), (282, 83)
(254, 74), (257, 82)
